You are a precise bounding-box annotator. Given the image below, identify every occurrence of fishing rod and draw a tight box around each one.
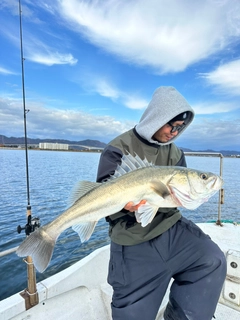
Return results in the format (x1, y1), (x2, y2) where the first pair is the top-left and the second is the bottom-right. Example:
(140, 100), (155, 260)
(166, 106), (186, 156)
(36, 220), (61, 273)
(19, 0), (30, 211)
(17, 0), (39, 309)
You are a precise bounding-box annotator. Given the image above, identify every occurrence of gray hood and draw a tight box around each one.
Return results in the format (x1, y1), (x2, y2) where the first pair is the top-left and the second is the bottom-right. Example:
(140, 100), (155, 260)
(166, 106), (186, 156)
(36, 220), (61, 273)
(135, 86), (195, 145)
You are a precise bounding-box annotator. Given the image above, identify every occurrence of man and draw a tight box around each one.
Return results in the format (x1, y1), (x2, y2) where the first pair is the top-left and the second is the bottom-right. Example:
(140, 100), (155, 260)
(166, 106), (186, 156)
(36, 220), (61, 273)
(96, 86), (226, 320)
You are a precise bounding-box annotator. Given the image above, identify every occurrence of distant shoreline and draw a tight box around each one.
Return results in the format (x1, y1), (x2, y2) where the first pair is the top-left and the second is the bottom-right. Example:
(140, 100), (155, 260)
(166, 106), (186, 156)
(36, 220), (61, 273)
(1, 147), (239, 158)
(0, 147), (102, 153)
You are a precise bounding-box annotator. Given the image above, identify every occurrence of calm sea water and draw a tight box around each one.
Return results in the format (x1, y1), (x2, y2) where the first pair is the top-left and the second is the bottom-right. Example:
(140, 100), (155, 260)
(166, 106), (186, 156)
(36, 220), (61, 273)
(0, 149), (239, 301)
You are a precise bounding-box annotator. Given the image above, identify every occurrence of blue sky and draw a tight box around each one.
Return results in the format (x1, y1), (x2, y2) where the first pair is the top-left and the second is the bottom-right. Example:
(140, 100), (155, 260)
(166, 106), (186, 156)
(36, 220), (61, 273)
(0, 0), (240, 151)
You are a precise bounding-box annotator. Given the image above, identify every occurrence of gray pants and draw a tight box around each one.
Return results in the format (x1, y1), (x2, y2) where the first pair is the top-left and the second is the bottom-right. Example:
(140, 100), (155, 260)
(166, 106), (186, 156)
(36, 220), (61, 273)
(108, 217), (227, 320)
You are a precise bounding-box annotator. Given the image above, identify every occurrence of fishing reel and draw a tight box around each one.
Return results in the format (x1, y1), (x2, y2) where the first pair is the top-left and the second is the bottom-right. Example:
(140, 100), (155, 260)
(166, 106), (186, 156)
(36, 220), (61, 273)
(17, 215), (41, 236)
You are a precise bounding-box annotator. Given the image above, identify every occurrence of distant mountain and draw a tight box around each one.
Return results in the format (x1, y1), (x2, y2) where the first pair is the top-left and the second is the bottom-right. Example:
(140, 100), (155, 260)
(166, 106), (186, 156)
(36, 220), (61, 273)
(0, 135), (107, 149)
(179, 147), (240, 157)
(1, 134), (239, 156)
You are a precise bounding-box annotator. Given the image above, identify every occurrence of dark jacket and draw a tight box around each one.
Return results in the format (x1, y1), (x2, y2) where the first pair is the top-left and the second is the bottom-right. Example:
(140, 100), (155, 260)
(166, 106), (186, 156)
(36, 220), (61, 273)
(96, 128), (187, 245)
(96, 86), (194, 245)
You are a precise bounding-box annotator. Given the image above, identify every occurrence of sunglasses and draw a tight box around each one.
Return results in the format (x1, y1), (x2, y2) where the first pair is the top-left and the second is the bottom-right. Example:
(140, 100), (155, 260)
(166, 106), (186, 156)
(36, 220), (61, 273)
(167, 122), (185, 133)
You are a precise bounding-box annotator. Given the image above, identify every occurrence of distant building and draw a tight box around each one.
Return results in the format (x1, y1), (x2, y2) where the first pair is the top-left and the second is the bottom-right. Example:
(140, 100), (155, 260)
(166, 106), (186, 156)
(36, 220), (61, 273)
(39, 143), (69, 150)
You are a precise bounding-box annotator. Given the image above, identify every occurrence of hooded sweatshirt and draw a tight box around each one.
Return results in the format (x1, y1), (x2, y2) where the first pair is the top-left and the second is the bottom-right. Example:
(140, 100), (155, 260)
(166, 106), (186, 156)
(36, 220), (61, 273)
(136, 86), (194, 145)
(96, 86), (195, 245)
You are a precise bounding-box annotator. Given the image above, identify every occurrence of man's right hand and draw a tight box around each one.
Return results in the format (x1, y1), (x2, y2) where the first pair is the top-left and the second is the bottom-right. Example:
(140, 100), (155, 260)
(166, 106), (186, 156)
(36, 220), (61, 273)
(124, 200), (147, 212)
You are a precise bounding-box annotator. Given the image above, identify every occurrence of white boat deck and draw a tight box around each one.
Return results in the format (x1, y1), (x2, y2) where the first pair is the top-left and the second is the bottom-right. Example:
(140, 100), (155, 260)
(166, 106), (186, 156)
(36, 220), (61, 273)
(215, 303), (239, 319)
(0, 222), (239, 320)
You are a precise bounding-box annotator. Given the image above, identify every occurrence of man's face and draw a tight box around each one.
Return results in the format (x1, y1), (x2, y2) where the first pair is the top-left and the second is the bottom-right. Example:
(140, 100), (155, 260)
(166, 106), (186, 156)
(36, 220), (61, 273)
(152, 120), (185, 143)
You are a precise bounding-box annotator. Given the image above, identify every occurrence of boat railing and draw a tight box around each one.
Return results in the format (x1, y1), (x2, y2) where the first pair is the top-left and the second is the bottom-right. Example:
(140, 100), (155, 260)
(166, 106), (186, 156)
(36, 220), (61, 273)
(0, 246), (19, 258)
(0, 152), (224, 258)
(184, 152), (224, 225)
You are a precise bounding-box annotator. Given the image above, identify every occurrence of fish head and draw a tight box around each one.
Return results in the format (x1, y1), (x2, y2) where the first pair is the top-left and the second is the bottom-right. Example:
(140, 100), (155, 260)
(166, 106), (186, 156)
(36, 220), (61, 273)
(168, 167), (223, 210)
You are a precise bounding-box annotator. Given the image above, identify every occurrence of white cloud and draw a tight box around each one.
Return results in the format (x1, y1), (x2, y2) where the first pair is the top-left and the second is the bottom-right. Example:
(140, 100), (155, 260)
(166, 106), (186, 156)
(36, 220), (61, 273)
(91, 79), (120, 100)
(200, 59), (240, 96)
(192, 101), (240, 115)
(0, 66), (16, 75)
(75, 74), (148, 109)
(56, 0), (240, 73)
(0, 0), (19, 15)
(21, 31), (78, 66)
(95, 83), (149, 110)
(29, 52), (77, 66)
(0, 97), (134, 142)
(1, 96), (239, 150)
(178, 117), (240, 150)
(123, 95), (148, 110)
(0, 7), (78, 67)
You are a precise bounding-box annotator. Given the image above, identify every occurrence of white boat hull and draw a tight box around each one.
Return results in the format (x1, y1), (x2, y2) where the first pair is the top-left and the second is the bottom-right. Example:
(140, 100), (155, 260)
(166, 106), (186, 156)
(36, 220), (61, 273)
(1, 222), (240, 320)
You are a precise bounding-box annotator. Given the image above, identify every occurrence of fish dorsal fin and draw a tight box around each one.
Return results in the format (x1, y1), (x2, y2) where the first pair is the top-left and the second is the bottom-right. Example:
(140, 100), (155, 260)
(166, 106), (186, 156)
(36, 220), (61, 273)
(72, 221), (98, 243)
(109, 152), (154, 180)
(135, 203), (159, 227)
(68, 181), (100, 207)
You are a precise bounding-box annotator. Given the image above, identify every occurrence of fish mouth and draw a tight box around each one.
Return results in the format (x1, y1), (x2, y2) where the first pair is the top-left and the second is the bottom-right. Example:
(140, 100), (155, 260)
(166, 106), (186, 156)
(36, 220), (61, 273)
(211, 176), (223, 190)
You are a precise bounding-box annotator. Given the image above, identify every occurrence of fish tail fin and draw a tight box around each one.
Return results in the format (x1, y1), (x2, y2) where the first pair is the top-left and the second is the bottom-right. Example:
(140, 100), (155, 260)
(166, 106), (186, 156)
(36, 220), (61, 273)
(16, 227), (57, 273)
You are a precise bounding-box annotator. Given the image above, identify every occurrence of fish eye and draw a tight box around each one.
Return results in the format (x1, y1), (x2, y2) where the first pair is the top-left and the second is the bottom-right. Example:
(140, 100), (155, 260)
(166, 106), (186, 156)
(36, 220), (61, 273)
(200, 173), (208, 180)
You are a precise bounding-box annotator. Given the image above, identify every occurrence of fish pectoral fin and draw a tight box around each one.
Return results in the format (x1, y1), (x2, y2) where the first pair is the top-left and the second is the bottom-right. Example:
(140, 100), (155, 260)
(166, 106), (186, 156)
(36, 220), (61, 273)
(151, 181), (170, 198)
(72, 221), (98, 243)
(68, 181), (101, 207)
(135, 203), (159, 227)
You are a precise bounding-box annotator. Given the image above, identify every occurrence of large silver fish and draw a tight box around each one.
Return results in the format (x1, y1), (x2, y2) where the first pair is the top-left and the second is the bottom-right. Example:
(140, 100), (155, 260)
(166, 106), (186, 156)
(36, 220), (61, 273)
(16, 153), (223, 272)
